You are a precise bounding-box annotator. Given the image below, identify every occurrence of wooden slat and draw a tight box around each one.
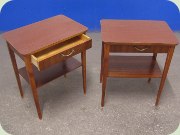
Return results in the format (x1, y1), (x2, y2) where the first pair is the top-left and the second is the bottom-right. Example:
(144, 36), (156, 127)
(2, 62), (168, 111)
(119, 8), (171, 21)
(108, 56), (162, 78)
(19, 57), (81, 88)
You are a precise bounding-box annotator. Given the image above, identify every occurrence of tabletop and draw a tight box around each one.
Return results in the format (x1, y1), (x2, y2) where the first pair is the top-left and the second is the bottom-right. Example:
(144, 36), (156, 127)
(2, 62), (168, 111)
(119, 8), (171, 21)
(3, 15), (87, 55)
(101, 20), (179, 46)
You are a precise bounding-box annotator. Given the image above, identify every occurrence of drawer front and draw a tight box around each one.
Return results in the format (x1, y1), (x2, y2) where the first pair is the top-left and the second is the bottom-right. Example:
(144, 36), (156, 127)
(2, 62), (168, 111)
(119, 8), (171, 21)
(31, 34), (92, 71)
(110, 45), (169, 53)
(38, 40), (91, 70)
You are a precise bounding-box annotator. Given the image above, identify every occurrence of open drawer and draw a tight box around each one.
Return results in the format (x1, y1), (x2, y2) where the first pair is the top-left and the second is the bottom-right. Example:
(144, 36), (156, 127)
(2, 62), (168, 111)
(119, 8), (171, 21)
(31, 34), (92, 71)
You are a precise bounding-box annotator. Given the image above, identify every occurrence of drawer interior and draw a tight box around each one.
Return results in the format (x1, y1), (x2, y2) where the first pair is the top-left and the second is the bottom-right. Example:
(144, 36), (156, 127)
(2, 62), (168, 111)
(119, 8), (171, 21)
(31, 34), (90, 62)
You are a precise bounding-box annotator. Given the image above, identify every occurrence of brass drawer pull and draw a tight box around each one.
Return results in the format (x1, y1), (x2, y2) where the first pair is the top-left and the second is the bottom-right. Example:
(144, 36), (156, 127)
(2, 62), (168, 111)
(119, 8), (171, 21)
(61, 50), (75, 57)
(133, 46), (148, 52)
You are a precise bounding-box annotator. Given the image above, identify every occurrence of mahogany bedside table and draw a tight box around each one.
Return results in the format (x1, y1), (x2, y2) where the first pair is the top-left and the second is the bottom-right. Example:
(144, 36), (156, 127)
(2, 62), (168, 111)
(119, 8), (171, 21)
(2, 15), (92, 119)
(100, 20), (179, 107)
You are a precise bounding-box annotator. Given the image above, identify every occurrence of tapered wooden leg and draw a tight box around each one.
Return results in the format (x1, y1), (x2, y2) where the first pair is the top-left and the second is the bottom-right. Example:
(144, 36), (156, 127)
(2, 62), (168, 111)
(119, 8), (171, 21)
(101, 76), (107, 107)
(155, 47), (175, 106)
(100, 44), (104, 83)
(7, 44), (24, 98)
(81, 51), (86, 95)
(101, 45), (110, 107)
(148, 53), (157, 83)
(24, 57), (42, 119)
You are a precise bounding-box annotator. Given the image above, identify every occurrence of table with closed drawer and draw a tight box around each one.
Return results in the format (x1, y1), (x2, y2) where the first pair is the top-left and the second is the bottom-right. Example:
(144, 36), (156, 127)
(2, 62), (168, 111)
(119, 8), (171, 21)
(100, 20), (179, 107)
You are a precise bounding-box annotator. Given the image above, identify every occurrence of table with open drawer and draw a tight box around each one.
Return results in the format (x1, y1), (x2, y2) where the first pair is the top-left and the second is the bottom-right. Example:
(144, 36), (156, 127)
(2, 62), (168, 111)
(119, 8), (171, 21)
(3, 15), (92, 119)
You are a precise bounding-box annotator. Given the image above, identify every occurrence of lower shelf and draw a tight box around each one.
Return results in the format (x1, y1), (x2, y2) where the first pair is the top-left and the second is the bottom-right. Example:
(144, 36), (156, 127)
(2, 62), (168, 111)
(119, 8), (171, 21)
(108, 56), (162, 78)
(19, 57), (81, 88)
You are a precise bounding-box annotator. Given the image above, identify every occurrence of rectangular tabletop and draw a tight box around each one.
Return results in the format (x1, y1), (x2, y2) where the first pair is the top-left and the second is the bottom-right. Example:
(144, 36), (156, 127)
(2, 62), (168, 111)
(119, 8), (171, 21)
(101, 20), (179, 46)
(3, 15), (87, 55)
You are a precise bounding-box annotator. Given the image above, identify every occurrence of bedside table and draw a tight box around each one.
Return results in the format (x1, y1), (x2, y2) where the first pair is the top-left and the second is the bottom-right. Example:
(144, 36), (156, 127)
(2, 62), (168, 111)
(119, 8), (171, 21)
(2, 15), (92, 119)
(100, 20), (179, 107)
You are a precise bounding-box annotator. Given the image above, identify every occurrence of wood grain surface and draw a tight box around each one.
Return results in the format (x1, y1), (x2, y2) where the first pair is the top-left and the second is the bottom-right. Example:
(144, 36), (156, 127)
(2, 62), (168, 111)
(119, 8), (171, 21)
(101, 20), (179, 46)
(108, 56), (162, 78)
(3, 15), (87, 55)
(19, 57), (81, 88)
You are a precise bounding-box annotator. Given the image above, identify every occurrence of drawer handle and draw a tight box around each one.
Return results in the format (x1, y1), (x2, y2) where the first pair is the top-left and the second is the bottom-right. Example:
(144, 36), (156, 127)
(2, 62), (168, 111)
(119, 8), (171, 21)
(61, 50), (75, 57)
(133, 46), (148, 52)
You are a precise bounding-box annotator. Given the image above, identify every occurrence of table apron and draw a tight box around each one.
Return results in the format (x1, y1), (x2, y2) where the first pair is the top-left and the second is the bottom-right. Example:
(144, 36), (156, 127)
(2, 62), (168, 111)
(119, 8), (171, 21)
(109, 45), (170, 53)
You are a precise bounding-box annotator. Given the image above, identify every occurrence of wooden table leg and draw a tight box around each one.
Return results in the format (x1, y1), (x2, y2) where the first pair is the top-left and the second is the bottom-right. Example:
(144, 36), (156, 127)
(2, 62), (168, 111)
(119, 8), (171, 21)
(24, 57), (42, 119)
(81, 51), (86, 95)
(101, 44), (110, 107)
(100, 43), (104, 83)
(155, 47), (175, 106)
(7, 44), (24, 98)
(148, 53), (157, 83)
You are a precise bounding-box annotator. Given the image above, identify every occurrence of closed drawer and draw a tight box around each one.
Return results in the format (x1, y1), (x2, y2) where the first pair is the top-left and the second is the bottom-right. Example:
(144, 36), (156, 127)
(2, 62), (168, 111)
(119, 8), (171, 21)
(31, 34), (92, 70)
(110, 45), (169, 53)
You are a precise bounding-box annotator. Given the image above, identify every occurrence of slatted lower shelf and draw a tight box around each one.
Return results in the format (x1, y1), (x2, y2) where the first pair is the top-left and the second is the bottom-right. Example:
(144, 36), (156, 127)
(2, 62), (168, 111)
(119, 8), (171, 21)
(108, 56), (162, 78)
(19, 57), (81, 88)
